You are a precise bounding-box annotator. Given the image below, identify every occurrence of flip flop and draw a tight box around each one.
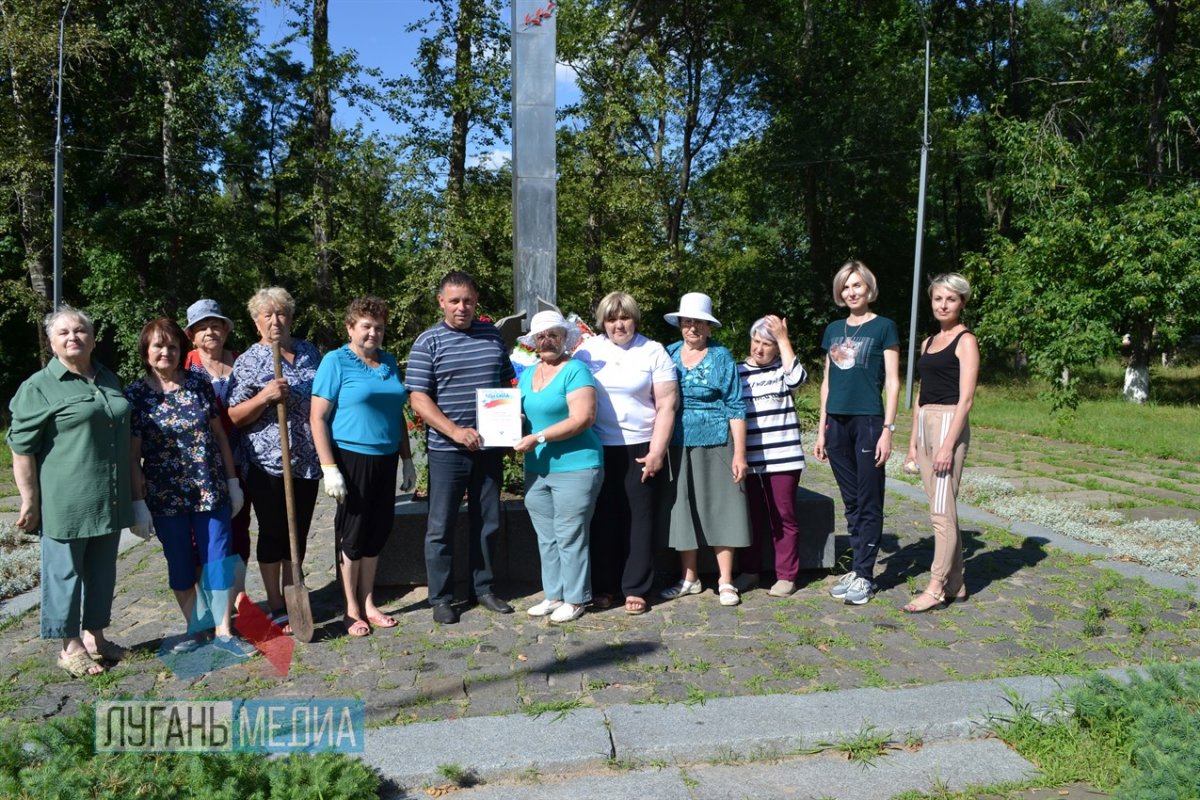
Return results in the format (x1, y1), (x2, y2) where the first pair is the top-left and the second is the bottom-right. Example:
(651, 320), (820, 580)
(345, 618), (371, 638)
(59, 650), (105, 678)
(268, 608), (293, 636)
(366, 613), (398, 628)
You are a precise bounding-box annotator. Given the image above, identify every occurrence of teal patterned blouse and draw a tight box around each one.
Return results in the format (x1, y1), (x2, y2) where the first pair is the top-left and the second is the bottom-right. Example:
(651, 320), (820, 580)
(667, 340), (745, 447)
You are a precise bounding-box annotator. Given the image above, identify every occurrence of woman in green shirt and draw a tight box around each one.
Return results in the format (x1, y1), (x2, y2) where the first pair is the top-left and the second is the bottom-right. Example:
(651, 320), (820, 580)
(8, 307), (133, 677)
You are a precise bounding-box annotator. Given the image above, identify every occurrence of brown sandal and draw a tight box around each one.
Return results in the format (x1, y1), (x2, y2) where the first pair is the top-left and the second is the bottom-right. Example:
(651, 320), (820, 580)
(59, 650), (106, 678)
(624, 597), (648, 615)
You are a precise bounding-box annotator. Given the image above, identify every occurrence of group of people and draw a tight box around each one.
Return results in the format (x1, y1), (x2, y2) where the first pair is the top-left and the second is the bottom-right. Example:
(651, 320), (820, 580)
(9, 260), (978, 677)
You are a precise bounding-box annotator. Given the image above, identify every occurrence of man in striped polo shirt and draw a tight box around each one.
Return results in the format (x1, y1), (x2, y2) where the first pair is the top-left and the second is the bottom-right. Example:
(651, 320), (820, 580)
(407, 271), (517, 624)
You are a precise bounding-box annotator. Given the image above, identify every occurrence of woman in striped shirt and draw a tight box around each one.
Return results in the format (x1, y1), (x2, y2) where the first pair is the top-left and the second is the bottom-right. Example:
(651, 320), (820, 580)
(736, 315), (808, 597)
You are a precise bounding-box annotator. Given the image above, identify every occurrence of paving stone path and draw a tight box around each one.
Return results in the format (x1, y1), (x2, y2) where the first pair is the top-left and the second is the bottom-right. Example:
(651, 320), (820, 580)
(3, 424), (1197, 797)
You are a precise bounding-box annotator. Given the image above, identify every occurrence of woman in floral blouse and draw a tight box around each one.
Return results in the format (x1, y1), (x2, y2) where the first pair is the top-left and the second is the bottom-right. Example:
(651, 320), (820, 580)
(227, 287), (321, 634)
(657, 293), (751, 608)
(127, 318), (254, 658)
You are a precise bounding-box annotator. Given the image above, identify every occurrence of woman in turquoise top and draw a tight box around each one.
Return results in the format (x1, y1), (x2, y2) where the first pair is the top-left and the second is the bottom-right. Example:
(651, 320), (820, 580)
(311, 296), (416, 637)
(658, 293), (752, 608)
(514, 311), (603, 624)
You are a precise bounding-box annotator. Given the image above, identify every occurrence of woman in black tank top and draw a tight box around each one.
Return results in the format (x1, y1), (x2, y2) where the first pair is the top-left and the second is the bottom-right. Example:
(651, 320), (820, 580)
(902, 274), (979, 613)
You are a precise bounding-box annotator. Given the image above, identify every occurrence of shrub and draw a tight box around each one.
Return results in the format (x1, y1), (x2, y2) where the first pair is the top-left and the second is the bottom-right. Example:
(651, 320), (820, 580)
(0, 704), (381, 799)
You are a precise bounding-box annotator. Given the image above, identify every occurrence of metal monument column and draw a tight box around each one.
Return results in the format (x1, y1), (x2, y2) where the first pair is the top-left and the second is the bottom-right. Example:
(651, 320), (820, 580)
(511, 0), (557, 324)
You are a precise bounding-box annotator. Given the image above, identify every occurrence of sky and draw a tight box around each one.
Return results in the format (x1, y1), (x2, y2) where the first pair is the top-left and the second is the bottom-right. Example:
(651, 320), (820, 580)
(254, 0), (581, 166)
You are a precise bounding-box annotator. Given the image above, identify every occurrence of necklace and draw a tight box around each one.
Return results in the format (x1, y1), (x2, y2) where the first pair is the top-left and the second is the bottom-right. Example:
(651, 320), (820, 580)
(844, 314), (872, 340)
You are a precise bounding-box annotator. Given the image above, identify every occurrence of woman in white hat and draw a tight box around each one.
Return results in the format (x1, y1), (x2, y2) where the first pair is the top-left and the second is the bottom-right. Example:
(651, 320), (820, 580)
(184, 298), (251, 610)
(658, 292), (752, 607)
(514, 311), (604, 624)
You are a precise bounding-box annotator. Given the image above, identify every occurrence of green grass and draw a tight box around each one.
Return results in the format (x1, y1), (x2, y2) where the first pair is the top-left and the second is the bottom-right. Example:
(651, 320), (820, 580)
(968, 361), (1200, 461)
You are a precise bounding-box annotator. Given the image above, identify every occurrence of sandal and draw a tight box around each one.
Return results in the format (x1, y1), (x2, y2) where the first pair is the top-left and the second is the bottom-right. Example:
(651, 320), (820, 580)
(268, 608), (293, 636)
(718, 583), (741, 607)
(624, 597), (648, 615)
(590, 594), (616, 610)
(366, 613), (398, 628)
(59, 650), (106, 678)
(88, 640), (127, 663)
(345, 618), (371, 638)
(903, 589), (947, 614)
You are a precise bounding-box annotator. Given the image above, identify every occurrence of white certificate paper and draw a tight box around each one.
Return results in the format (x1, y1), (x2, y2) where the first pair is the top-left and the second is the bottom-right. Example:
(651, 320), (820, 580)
(476, 388), (522, 448)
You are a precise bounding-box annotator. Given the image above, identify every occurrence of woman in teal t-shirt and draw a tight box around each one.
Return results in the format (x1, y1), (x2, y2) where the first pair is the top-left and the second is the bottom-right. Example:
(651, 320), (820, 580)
(515, 311), (603, 625)
(813, 261), (901, 607)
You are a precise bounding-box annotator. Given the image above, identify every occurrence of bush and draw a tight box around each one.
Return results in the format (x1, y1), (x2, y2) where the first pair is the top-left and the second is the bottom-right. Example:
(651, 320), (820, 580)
(0, 704), (382, 799)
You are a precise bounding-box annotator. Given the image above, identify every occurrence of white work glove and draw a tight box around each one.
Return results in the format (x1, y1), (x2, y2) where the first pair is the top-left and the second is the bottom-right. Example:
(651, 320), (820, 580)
(400, 458), (417, 493)
(321, 464), (348, 502)
(130, 499), (156, 540)
(226, 478), (244, 517)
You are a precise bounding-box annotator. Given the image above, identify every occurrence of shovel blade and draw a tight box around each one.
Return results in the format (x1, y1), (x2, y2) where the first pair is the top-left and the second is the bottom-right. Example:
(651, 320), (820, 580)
(283, 583), (314, 643)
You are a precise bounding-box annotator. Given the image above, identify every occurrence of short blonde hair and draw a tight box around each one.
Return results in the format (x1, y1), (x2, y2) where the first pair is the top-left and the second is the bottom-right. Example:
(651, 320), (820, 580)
(594, 292), (641, 330)
(831, 260), (879, 307)
(247, 287), (295, 320)
(928, 273), (972, 304)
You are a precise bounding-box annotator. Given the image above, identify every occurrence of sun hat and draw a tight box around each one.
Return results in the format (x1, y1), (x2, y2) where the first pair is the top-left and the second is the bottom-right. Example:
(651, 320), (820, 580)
(663, 292), (721, 328)
(184, 299), (234, 334)
(518, 310), (582, 352)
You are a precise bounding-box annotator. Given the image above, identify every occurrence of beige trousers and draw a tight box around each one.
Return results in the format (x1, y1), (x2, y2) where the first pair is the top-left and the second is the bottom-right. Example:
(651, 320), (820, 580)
(916, 404), (969, 592)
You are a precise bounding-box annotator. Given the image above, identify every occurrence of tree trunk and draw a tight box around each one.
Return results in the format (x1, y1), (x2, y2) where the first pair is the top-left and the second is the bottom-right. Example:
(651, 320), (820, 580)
(445, 0), (475, 251)
(1122, 320), (1153, 403)
(1, 0), (52, 360)
(1145, 0), (1178, 187)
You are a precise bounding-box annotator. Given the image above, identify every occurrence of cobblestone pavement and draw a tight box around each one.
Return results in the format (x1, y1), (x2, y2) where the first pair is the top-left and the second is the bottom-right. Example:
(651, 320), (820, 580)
(2, 440), (1198, 731)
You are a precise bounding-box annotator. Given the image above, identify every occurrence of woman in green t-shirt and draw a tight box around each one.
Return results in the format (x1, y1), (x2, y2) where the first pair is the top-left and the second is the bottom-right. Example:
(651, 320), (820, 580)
(813, 261), (901, 606)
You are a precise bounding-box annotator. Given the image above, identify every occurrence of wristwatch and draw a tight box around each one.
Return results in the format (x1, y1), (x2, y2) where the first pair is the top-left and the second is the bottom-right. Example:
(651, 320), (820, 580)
(885, 423), (896, 432)
(536, 432), (547, 444)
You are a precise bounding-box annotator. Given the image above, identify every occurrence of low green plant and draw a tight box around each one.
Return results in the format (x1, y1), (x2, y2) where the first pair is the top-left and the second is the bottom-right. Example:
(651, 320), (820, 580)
(0, 704), (381, 799)
(991, 662), (1200, 796)
(435, 762), (479, 787)
(819, 724), (892, 768)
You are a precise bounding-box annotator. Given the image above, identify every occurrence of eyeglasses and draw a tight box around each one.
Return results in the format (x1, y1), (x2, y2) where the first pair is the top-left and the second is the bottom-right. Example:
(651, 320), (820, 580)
(533, 331), (564, 342)
(679, 318), (709, 328)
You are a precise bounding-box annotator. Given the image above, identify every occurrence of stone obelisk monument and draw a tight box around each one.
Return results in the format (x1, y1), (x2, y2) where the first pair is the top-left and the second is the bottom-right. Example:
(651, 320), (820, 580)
(511, 0), (557, 324)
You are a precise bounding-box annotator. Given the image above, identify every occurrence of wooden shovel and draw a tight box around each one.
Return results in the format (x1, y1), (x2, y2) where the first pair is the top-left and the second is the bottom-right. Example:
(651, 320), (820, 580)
(273, 342), (314, 642)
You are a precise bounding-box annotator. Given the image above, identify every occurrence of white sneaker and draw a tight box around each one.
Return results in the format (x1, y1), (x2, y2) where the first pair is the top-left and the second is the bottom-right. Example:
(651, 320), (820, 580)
(829, 571), (858, 599)
(549, 603), (585, 624)
(527, 599), (563, 617)
(660, 579), (703, 600)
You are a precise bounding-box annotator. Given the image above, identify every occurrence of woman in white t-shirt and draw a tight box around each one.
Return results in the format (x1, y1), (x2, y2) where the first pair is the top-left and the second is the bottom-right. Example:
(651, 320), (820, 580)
(574, 293), (678, 615)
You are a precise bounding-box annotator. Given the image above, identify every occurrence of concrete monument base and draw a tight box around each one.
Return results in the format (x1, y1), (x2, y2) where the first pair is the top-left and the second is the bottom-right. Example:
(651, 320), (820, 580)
(376, 487), (836, 589)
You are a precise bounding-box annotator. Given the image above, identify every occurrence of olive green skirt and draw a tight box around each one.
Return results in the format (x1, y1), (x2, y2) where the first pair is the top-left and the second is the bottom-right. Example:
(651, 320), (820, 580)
(662, 442), (751, 550)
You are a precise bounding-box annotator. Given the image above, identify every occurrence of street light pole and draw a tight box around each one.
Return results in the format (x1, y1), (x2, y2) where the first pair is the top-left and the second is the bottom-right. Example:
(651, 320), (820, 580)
(904, 37), (931, 409)
(52, 0), (71, 311)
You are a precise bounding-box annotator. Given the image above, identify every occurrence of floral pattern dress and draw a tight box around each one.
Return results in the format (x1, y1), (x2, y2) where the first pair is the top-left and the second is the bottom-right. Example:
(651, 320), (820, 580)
(126, 372), (229, 517)
(226, 340), (321, 480)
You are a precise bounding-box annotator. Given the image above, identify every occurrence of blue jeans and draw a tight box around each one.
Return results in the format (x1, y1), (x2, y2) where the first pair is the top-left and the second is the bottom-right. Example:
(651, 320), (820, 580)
(824, 414), (886, 579)
(425, 448), (504, 606)
(524, 468), (602, 605)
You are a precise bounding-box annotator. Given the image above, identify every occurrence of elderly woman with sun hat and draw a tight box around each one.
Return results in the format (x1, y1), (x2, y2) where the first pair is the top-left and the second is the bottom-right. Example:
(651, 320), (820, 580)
(514, 310), (603, 625)
(658, 292), (751, 608)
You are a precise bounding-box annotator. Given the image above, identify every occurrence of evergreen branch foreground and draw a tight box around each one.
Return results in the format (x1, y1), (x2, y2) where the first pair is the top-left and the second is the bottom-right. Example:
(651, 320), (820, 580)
(0, 704), (381, 800)
(988, 662), (1200, 800)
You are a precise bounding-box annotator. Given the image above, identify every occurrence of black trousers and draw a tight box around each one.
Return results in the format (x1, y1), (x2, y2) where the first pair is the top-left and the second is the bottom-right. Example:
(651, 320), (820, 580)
(589, 442), (664, 599)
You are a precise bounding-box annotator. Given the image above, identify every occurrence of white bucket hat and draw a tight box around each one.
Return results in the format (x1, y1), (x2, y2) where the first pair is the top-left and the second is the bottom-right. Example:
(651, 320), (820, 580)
(518, 310), (582, 352)
(664, 292), (721, 328)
